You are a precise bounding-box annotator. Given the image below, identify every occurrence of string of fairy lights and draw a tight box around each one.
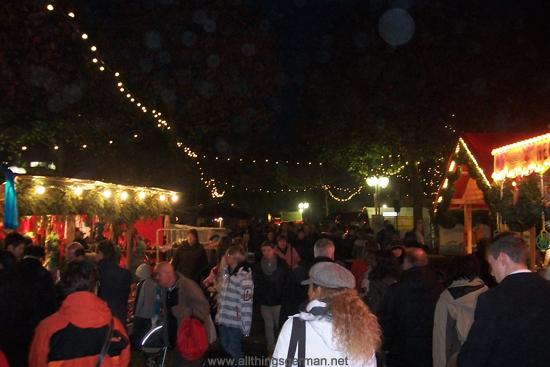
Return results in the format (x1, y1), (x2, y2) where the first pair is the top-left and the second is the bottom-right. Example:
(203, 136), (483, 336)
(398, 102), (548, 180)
(38, 3), (451, 201)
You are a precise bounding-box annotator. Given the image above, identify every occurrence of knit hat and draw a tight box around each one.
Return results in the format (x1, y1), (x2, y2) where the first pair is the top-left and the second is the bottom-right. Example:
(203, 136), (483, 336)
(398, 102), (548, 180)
(301, 262), (355, 289)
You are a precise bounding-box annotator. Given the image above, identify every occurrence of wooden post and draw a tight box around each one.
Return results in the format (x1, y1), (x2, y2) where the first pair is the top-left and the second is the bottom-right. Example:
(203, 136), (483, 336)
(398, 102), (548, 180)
(530, 227), (536, 272)
(125, 223), (133, 270)
(464, 204), (473, 254)
(66, 215), (76, 244)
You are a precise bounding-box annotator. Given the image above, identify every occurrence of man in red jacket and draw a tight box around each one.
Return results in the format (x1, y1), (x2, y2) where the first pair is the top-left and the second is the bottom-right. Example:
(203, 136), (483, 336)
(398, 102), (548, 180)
(29, 261), (130, 367)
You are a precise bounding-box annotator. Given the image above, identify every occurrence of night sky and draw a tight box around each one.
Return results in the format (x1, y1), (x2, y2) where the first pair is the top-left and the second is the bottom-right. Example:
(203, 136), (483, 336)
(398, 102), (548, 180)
(2, 0), (550, 216)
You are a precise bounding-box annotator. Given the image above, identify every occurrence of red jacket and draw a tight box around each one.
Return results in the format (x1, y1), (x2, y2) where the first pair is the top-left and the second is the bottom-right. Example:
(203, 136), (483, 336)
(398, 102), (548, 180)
(29, 291), (130, 367)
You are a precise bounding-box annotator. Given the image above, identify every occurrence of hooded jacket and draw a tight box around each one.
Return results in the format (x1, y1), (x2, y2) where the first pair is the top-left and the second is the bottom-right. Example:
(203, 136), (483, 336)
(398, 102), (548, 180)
(432, 278), (487, 367)
(29, 291), (130, 367)
(134, 264), (157, 319)
(215, 262), (254, 335)
(379, 265), (444, 367)
(271, 300), (376, 367)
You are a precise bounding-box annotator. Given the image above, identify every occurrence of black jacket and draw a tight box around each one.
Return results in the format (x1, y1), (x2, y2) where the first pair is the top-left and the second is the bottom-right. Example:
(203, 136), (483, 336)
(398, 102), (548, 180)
(97, 258), (133, 325)
(253, 256), (289, 306)
(171, 241), (208, 284)
(457, 272), (550, 367)
(16, 257), (58, 325)
(379, 266), (444, 367)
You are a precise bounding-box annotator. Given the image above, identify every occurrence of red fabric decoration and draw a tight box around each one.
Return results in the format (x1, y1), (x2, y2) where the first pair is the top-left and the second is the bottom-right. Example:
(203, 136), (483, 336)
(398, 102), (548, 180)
(177, 316), (209, 360)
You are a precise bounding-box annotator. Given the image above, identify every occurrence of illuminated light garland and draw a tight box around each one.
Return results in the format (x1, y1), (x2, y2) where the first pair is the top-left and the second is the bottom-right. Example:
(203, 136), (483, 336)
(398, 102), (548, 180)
(324, 185), (364, 202)
(491, 133), (550, 181)
(459, 137), (490, 186)
(18, 175), (179, 202)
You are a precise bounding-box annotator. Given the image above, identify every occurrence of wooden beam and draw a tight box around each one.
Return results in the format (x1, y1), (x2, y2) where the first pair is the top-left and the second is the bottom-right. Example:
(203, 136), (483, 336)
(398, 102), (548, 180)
(464, 204), (473, 254)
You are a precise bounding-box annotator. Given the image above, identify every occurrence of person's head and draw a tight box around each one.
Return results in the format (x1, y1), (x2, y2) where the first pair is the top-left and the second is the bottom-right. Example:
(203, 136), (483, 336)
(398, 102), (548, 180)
(23, 245), (46, 263)
(303, 224), (311, 235)
(415, 219), (424, 231)
(260, 241), (276, 260)
(486, 231), (527, 283)
(209, 234), (220, 247)
(96, 240), (116, 261)
(155, 261), (177, 288)
(403, 247), (428, 270)
(369, 249), (402, 280)
(224, 245), (246, 269)
(314, 238), (335, 260)
(266, 231), (275, 242)
(297, 230), (305, 240)
(449, 254), (480, 282)
(217, 236), (232, 262)
(0, 250), (17, 270)
(276, 235), (288, 250)
(361, 237), (381, 263)
(135, 263), (151, 280)
(383, 220), (391, 228)
(232, 237), (245, 249)
(187, 229), (199, 246)
(302, 261), (356, 301)
(391, 243), (404, 259)
(66, 242), (86, 263)
(60, 260), (100, 297)
(302, 261), (382, 360)
(3, 232), (25, 258)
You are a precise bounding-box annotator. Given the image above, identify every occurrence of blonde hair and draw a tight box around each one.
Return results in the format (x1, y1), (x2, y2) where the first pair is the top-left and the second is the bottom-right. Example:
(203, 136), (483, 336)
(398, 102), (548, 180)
(226, 245), (246, 261)
(318, 287), (381, 362)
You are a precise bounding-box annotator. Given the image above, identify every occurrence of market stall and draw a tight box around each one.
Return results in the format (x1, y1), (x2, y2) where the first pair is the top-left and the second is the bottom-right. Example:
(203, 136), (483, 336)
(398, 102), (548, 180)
(492, 133), (550, 270)
(0, 174), (178, 271)
(434, 133), (535, 254)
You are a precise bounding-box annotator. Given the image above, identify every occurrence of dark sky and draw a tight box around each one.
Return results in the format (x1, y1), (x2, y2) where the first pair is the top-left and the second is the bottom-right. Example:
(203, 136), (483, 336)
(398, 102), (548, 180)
(3, 0), (550, 213)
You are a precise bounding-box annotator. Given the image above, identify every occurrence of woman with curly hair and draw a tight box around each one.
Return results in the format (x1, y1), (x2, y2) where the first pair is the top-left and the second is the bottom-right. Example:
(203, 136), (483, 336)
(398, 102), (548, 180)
(271, 262), (381, 367)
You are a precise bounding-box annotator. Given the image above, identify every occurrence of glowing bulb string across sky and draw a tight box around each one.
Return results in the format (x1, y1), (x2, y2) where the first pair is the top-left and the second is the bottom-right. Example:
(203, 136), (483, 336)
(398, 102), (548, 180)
(44, 3), (451, 200)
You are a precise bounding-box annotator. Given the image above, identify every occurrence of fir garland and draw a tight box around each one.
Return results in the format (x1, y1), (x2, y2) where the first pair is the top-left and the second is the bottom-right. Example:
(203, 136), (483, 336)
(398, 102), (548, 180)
(13, 176), (173, 227)
(486, 175), (546, 232)
(44, 231), (61, 272)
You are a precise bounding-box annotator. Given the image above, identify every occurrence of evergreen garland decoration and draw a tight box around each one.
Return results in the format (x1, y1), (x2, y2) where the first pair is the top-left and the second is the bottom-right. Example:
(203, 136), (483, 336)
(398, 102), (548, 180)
(486, 175), (545, 232)
(44, 231), (61, 272)
(11, 176), (174, 226)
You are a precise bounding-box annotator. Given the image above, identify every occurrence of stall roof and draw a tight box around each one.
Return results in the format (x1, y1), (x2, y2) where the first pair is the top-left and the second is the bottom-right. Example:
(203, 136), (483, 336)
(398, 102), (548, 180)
(437, 133), (536, 210)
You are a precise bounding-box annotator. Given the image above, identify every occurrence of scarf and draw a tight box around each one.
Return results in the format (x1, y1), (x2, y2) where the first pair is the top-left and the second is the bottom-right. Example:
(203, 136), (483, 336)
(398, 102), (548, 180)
(261, 256), (277, 275)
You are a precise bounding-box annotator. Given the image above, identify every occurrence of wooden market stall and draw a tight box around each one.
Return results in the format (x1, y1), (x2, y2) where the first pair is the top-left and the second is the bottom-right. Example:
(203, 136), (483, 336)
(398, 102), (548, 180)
(491, 133), (550, 271)
(0, 175), (178, 271)
(434, 132), (535, 254)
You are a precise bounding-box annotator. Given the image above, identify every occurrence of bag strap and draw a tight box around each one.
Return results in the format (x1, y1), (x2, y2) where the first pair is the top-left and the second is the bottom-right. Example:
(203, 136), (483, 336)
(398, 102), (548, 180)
(286, 318), (305, 367)
(96, 318), (114, 367)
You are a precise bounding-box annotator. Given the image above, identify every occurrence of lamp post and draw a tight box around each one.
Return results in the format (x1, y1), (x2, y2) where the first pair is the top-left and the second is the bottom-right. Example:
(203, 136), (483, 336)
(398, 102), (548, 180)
(298, 202), (309, 222)
(366, 176), (389, 215)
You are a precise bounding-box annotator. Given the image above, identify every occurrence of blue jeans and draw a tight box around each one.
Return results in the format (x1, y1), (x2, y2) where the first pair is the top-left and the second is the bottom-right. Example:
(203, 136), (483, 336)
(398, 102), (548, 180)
(219, 325), (243, 366)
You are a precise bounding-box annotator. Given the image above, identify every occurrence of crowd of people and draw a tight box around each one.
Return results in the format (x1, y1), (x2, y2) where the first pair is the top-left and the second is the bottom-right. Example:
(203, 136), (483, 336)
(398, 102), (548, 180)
(1, 221), (550, 367)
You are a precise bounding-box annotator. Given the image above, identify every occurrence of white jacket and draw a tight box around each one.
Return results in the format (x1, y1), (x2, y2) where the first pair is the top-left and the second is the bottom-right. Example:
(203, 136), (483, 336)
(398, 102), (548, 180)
(432, 278), (488, 367)
(272, 300), (376, 367)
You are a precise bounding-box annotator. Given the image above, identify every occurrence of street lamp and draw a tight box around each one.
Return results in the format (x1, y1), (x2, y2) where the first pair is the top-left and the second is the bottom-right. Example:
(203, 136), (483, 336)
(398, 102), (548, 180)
(298, 202), (309, 222)
(366, 176), (389, 215)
